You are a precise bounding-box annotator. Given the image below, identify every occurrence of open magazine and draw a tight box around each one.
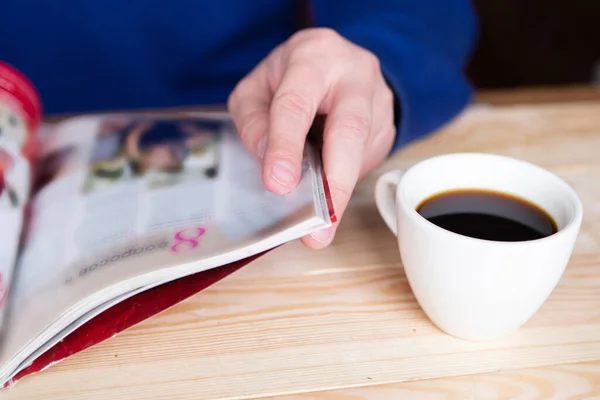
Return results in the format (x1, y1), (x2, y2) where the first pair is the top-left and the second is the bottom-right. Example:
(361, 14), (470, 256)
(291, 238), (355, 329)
(0, 63), (334, 388)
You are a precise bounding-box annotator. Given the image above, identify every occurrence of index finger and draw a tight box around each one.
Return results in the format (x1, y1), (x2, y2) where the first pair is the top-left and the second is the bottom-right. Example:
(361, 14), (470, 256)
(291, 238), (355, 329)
(262, 61), (328, 195)
(227, 59), (272, 159)
(301, 82), (373, 248)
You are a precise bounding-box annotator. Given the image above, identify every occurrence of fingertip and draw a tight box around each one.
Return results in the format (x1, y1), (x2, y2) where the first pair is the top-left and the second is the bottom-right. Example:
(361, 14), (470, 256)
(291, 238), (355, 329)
(300, 226), (335, 249)
(262, 158), (300, 195)
(300, 235), (327, 249)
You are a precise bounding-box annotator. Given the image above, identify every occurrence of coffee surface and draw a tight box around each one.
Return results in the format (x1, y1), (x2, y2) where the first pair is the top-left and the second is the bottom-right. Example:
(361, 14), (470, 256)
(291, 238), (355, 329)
(416, 189), (557, 242)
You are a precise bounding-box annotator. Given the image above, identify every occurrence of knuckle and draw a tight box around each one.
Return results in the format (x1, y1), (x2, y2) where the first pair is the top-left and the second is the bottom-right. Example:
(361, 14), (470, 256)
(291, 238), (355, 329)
(287, 30), (312, 49)
(273, 141), (303, 163)
(291, 41), (318, 61)
(316, 28), (343, 50)
(238, 109), (264, 141)
(331, 184), (354, 209)
(228, 78), (251, 108)
(314, 27), (341, 40)
(384, 126), (396, 144)
(286, 58), (316, 77)
(381, 85), (395, 109)
(331, 114), (371, 145)
(227, 87), (240, 111)
(297, 27), (340, 41)
(288, 29), (309, 43)
(359, 51), (381, 79)
(290, 27), (342, 51)
(236, 76), (254, 94)
(273, 90), (313, 122)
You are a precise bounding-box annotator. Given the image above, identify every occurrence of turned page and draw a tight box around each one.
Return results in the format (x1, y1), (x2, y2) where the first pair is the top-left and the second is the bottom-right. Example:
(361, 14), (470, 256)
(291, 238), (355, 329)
(0, 113), (331, 376)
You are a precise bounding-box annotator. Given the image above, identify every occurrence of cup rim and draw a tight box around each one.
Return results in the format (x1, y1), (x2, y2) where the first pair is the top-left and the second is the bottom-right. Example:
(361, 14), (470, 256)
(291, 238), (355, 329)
(396, 152), (583, 246)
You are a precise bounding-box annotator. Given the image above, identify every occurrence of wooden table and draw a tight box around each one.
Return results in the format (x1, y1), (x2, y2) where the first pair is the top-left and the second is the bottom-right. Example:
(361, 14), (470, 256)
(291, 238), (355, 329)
(5, 87), (600, 400)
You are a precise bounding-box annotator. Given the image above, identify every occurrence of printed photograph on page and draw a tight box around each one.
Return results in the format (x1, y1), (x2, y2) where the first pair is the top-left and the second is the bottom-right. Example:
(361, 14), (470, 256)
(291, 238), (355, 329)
(80, 117), (221, 195)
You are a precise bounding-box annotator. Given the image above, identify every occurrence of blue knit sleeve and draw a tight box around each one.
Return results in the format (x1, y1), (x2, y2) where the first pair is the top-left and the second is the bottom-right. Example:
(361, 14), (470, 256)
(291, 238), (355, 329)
(311, 0), (478, 152)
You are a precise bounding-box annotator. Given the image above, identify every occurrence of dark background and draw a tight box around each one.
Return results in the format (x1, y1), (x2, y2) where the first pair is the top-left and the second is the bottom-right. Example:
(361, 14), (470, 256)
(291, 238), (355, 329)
(467, 0), (600, 88)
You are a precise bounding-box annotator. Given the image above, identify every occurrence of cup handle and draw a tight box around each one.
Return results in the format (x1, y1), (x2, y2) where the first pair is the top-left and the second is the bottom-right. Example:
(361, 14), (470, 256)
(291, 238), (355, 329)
(374, 169), (405, 236)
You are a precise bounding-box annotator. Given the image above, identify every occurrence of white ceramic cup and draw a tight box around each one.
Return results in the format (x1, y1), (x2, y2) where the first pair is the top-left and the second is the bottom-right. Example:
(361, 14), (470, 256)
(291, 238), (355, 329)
(375, 153), (583, 341)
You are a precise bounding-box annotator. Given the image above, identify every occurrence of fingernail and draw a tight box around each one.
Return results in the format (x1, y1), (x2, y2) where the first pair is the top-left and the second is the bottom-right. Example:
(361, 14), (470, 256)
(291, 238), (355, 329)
(257, 137), (266, 159)
(310, 227), (333, 244)
(270, 161), (297, 189)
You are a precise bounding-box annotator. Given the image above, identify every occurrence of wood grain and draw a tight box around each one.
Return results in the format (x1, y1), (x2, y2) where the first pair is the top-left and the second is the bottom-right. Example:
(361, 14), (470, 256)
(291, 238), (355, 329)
(4, 99), (600, 400)
(475, 85), (600, 105)
(274, 362), (600, 400)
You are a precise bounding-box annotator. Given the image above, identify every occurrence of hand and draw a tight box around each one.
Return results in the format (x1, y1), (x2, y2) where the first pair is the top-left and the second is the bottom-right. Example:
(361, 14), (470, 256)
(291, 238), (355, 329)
(228, 28), (396, 248)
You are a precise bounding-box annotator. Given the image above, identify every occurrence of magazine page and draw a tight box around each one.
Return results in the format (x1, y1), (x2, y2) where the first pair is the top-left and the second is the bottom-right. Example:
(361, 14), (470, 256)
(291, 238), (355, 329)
(0, 113), (331, 383)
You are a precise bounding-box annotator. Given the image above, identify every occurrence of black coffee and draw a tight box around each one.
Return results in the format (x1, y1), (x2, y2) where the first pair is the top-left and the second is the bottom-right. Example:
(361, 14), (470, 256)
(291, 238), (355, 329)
(416, 189), (558, 242)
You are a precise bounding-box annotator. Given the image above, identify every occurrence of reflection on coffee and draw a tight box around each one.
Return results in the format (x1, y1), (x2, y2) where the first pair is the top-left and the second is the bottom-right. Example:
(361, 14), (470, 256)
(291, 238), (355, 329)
(416, 189), (558, 242)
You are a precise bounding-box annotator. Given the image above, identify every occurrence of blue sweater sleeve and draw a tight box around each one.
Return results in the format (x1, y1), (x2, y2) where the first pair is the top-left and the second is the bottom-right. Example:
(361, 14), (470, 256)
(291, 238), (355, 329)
(311, 0), (478, 152)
